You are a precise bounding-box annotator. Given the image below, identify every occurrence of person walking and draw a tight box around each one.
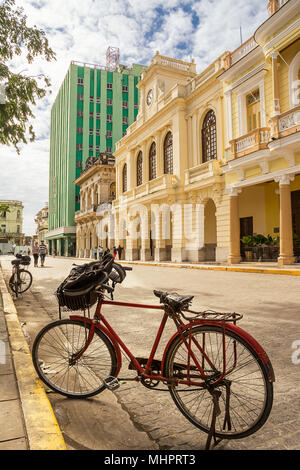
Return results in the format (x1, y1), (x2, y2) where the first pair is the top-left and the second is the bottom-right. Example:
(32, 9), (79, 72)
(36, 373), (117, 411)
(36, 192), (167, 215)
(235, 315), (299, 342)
(113, 246), (118, 260)
(93, 246), (98, 260)
(32, 242), (39, 267)
(98, 245), (103, 261)
(39, 241), (47, 267)
(117, 244), (123, 260)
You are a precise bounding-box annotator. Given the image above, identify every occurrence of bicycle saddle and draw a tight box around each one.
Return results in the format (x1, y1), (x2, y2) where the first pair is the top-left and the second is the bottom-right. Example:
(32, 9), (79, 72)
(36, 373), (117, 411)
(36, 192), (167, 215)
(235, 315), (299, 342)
(153, 290), (194, 310)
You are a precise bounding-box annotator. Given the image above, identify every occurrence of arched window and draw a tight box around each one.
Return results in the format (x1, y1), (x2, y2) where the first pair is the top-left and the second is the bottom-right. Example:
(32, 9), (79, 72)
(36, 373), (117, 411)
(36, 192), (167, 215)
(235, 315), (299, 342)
(289, 51), (300, 108)
(136, 151), (143, 186)
(122, 163), (127, 193)
(202, 110), (217, 163)
(164, 132), (173, 174)
(149, 142), (156, 181)
(110, 182), (116, 199)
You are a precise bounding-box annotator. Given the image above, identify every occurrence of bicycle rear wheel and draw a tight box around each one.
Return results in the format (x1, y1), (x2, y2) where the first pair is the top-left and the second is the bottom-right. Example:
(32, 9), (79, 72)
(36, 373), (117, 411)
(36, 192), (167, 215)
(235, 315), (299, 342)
(32, 319), (118, 398)
(163, 325), (273, 439)
(9, 269), (32, 294)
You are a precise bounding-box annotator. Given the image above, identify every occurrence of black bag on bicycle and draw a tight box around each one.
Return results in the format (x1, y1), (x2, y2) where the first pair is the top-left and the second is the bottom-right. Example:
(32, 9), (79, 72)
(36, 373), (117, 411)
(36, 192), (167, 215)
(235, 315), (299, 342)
(55, 255), (114, 311)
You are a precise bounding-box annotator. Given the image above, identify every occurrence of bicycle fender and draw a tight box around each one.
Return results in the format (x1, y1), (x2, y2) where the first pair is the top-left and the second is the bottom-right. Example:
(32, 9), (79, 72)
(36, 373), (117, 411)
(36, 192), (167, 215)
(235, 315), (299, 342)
(161, 321), (275, 383)
(69, 315), (122, 376)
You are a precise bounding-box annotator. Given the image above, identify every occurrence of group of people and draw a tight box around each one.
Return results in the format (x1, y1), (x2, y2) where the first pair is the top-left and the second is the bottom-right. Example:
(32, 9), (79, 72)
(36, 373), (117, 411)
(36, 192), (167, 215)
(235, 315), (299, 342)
(32, 241), (48, 267)
(94, 245), (123, 261)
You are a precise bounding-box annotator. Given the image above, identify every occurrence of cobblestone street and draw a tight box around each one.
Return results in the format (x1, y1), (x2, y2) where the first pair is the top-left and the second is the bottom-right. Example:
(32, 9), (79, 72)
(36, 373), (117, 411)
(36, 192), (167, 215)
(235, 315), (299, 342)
(1, 256), (300, 451)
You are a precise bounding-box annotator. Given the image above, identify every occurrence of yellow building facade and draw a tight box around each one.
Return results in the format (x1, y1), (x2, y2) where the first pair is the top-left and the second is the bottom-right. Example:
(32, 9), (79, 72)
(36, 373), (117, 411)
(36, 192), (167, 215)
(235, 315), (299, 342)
(221, 0), (300, 265)
(111, 0), (300, 266)
(0, 200), (24, 248)
(74, 154), (116, 258)
(113, 52), (230, 263)
(34, 203), (49, 245)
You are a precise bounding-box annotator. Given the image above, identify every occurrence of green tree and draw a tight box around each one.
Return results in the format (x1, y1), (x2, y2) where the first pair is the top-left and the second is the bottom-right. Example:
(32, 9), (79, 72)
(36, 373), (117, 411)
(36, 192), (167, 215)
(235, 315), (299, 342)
(0, 0), (56, 153)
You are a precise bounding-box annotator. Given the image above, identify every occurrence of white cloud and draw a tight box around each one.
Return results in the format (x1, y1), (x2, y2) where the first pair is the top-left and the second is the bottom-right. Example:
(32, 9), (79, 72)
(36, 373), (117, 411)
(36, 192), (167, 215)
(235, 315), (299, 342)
(0, 0), (268, 235)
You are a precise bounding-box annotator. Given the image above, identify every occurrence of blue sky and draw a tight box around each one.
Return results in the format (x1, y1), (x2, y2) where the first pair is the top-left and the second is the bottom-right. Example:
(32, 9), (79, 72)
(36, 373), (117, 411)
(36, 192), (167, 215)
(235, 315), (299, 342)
(0, 0), (269, 234)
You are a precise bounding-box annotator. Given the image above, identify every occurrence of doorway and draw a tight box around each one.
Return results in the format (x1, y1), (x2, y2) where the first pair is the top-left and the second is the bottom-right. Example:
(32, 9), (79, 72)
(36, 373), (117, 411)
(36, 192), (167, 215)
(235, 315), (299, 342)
(292, 190), (300, 260)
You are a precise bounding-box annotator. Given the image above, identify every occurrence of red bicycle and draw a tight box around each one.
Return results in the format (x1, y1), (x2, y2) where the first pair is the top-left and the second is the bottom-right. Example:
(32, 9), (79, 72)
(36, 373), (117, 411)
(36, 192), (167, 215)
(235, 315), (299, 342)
(32, 257), (274, 449)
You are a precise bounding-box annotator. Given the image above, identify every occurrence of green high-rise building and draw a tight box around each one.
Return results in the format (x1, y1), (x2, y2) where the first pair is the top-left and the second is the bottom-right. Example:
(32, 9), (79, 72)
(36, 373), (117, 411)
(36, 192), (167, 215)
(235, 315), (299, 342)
(46, 55), (144, 256)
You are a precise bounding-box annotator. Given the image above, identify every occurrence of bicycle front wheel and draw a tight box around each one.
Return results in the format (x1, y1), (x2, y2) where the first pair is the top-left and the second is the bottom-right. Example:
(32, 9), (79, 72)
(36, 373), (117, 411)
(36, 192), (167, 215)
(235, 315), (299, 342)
(32, 319), (118, 398)
(9, 269), (32, 294)
(164, 325), (273, 439)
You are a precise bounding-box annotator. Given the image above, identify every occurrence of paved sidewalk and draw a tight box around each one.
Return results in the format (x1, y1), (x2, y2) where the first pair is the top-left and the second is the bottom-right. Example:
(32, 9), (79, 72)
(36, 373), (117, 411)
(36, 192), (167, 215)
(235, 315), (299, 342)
(0, 262), (66, 450)
(0, 284), (28, 450)
(76, 256), (300, 276)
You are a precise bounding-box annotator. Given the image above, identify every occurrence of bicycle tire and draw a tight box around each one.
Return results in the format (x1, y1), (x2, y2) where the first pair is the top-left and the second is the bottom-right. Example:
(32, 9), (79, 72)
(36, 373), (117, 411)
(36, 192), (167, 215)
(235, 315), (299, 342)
(32, 319), (118, 398)
(163, 324), (273, 439)
(9, 269), (32, 294)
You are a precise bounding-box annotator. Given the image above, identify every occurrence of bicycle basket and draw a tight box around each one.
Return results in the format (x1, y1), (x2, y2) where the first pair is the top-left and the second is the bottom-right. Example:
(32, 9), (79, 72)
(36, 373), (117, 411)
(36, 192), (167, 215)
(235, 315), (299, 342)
(55, 260), (109, 311)
(56, 285), (98, 311)
(20, 255), (31, 266)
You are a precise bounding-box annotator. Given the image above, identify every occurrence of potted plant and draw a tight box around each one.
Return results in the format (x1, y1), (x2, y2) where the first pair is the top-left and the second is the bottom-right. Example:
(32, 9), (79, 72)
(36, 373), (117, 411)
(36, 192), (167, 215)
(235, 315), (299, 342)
(241, 235), (254, 260)
(252, 234), (268, 261)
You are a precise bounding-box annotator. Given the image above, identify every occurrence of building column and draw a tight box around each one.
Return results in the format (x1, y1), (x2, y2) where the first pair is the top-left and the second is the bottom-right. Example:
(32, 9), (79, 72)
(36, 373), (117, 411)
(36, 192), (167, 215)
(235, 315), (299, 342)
(227, 188), (241, 265)
(140, 208), (152, 261)
(271, 51), (280, 116)
(276, 175), (295, 266)
(171, 199), (186, 262)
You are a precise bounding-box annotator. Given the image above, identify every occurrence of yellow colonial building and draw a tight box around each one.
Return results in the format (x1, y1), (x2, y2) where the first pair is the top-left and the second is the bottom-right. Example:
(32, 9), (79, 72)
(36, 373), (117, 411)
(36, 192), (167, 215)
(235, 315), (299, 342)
(112, 0), (300, 266)
(0, 200), (24, 250)
(220, 0), (300, 265)
(113, 51), (230, 263)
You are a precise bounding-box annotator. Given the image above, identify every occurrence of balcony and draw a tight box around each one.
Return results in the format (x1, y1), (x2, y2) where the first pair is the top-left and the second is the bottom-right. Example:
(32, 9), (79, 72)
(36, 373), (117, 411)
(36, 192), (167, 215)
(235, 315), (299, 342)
(114, 174), (178, 208)
(270, 105), (300, 139)
(0, 232), (24, 238)
(74, 205), (98, 221)
(184, 160), (222, 187)
(268, 0), (289, 16)
(228, 37), (258, 68)
(229, 127), (271, 159)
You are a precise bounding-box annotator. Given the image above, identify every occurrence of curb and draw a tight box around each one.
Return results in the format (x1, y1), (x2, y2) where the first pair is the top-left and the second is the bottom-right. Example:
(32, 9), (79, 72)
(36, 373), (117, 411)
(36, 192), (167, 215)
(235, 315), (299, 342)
(0, 264), (67, 450)
(58, 256), (300, 276)
(119, 261), (300, 276)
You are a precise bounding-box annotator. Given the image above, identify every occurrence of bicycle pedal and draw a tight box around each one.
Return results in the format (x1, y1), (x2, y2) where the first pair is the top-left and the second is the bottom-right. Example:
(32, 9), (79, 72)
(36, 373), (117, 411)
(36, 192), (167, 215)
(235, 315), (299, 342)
(104, 376), (120, 391)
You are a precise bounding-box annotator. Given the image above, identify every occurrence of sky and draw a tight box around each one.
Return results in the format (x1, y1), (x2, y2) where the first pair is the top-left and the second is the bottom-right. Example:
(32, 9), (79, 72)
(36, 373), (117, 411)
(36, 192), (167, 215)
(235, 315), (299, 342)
(0, 0), (269, 235)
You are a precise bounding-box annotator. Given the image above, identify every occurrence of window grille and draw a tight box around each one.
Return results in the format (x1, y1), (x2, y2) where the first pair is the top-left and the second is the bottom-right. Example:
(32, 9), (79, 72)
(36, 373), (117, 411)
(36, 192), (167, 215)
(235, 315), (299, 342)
(149, 142), (156, 180)
(136, 151), (143, 186)
(201, 110), (217, 162)
(164, 132), (173, 174)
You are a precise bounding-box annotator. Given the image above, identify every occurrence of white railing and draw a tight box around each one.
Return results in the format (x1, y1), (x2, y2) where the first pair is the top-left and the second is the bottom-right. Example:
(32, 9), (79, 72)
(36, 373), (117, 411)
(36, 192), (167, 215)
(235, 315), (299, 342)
(260, 129), (271, 143)
(231, 37), (257, 65)
(231, 128), (270, 157)
(236, 134), (256, 153)
(71, 60), (107, 71)
(279, 108), (300, 132)
(152, 53), (196, 73)
(278, 0), (288, 8)
(185, 160), (221, 185)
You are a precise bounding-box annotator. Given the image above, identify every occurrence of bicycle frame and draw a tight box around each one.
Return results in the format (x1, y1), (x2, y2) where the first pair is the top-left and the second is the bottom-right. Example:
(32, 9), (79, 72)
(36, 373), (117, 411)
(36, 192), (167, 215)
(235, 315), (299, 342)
(69, 296), (275, 387)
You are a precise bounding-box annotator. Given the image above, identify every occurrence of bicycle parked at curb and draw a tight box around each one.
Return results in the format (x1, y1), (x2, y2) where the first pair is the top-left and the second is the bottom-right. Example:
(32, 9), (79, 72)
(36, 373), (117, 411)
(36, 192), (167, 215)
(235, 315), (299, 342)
(32, 254), (275, 450)
(9, 254), (32, 298)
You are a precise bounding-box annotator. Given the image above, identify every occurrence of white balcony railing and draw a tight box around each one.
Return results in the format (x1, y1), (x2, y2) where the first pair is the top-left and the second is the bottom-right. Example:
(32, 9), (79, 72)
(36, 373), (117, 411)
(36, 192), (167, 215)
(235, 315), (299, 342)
(278, 108), (300, 132)
(231, 37), (257, 66)
(230, 128), (270, 158)
(185, 160), (221, 185)
(278, 0), (288, 8)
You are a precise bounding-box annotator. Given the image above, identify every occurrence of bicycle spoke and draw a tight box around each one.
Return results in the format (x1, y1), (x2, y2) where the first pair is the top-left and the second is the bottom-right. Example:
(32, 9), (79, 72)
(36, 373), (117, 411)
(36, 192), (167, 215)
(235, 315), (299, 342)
(165, 325), (273, 438)
(33, 320), (117, 397)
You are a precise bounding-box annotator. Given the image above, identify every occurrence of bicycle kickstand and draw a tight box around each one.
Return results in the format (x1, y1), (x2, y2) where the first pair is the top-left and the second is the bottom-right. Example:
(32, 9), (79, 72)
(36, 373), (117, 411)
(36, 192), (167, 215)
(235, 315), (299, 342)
(205, 389), (223, 451)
